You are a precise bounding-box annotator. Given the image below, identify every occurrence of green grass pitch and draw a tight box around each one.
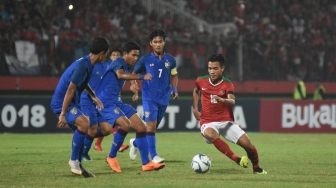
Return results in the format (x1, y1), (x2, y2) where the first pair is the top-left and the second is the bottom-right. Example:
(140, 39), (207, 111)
(1, 132), (336, 188)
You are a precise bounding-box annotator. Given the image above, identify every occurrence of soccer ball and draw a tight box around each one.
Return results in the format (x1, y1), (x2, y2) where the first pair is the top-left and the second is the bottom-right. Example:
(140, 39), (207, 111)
(191, 154), (211, 173)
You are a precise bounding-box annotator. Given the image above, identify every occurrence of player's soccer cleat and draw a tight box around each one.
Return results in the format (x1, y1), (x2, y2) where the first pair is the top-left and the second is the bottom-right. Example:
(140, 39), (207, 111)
(142, 161), (165, 171)
(106, 156), (121, 173)
(253, 168), (267, 174)
(68, 159), (82, 176)
(81, 153), (92, 161)
(152, 156), (165, 164)
(118, 144), (129, 152)
(94, 144), (103, 152)
(79, 163), (96, 178)
(129, 138), (138, 160)
(239, 156), (248, 168)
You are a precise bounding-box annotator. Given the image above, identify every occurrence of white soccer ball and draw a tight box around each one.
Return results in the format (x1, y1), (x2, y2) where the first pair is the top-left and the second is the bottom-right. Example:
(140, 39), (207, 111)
(191, 154), (211, 173)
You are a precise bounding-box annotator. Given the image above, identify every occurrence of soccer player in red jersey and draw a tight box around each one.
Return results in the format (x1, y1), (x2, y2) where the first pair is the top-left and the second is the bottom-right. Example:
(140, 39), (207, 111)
(94, 48), (129, 153)
(192, 54), (267, 174)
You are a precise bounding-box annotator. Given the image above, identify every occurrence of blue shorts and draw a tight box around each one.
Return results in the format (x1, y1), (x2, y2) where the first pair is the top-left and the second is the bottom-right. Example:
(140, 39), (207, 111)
(81, 104), (106, 126)
(50, 103), (84, 129)
(99, 103), (136, 128)
(142, 100), (167, 127)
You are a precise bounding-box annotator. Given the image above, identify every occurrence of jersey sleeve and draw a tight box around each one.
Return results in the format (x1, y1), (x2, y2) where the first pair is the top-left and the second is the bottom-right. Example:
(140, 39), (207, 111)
(71, 63), (89, 87)
(133, 56), (146, 74)
(227, 82), (234, 93)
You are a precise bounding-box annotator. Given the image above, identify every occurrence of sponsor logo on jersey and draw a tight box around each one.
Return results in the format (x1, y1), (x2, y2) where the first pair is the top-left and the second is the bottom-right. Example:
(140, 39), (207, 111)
(114, 108), (120, 114)
(150, 63), (154, 67)
(70, 107), (77, 114)
(165, 60), (170, 68)
(145, 111), (150, 118)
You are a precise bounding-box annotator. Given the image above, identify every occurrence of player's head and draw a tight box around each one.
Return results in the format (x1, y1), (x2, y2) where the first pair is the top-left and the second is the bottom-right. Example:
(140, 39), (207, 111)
(90, 37), (110, 62)
(109, 48), (122, 61)
(122, 41), (140, 66)
(207, 54), (226, 80)
(149, 28), (166, 55)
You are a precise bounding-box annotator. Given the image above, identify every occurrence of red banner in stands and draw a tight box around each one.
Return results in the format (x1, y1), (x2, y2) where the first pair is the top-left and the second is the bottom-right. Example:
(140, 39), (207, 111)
(260, 100), (336, 133)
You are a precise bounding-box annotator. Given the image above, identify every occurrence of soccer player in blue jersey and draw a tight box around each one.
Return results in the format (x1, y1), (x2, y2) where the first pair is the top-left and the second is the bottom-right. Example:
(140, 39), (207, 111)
(93, 48), (129, 153)
(129, 29), (179, 164)
(96, 41), (165, 172)
(50, 37), (109, 177)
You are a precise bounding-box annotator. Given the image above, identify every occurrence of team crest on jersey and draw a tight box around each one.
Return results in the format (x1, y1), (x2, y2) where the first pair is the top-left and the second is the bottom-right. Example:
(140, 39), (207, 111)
(165, 60), (170, 68)
(145, 111), (150, 118)
(219, 90), (224, 95)
(114, 108), (120, 114)
(150, 63), (154, 67)
(96, 71), (100, 74)
(70, 107), (77, 115)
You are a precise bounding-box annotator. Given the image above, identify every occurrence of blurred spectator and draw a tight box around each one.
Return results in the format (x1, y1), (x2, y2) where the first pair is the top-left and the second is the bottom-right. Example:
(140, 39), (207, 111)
(313, 82), (326, 100)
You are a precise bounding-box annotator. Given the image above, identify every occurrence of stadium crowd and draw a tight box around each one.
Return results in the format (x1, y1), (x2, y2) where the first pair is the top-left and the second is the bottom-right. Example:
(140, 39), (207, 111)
(0, 0), (335, 81)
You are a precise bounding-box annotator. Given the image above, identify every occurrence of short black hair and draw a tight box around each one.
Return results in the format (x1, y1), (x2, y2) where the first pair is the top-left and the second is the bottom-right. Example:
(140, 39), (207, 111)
(122, 41), (140, 53)
(208, 54), (226, 66)
(109, 48), (122, 56)
(90, 37), (109, 54)
(149, 28), (166, 41)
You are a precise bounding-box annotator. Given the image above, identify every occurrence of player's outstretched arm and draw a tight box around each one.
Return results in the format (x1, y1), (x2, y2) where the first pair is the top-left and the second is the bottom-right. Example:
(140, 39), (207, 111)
(116, 69), (152, 80)
(192, 87), (201, 120)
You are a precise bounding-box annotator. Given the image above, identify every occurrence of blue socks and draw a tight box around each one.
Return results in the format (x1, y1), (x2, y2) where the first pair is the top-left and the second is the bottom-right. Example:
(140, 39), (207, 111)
(71, 129), (86, 160)
(146, 132), (157, 159)
(109, 129), (127, 158)
(83, 135), (94, 154)
(136, 132), (150, 165)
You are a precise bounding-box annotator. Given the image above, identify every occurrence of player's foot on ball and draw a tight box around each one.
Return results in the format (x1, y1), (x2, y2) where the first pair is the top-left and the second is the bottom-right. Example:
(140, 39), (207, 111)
(152, 156), (165, 164)
(129, 138), (138, 160)
(94, 144), (103, 152)
(79, 163), (96, 178)
(253, 168), (267, 174)
(118, 144), (129, 152)
(81, 153), (92, 161)
(238, 156), (248, 168)
(106, 156), (121, 173)
(142, 161), (165, 171)
(68, 159), (82, 176)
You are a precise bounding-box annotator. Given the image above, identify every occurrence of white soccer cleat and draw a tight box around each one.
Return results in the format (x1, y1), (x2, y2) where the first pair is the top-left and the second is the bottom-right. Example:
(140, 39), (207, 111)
(152, 156), (165, 164)
(68, 159), (82, 175)
(129, 138), (138, 160)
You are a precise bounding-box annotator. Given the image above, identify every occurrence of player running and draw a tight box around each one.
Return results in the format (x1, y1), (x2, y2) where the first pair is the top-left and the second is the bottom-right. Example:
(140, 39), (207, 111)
(192, 54), (267, 174)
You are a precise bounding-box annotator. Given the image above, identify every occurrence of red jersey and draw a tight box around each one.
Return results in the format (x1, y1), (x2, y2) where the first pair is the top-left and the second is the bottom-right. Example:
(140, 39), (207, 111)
(195, 75), (234, 126)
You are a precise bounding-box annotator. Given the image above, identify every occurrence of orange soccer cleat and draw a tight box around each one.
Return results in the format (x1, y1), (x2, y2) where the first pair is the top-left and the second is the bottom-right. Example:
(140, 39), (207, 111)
(142, 161), (165, 171)
(106, 156), (121, 173)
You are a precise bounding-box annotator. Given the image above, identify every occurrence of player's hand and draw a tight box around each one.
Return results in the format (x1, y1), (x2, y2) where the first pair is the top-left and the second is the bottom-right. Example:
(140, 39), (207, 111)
(130, 83), (139, 93)
(213, 95), (224, 102)
(171, 87), (178, 99)
(192, 109), (201, 120)
(132, 94), (138, 102)
(144, 73), (152, 80)
(92, 97), (104, 110)
(58, 114), (67, 128)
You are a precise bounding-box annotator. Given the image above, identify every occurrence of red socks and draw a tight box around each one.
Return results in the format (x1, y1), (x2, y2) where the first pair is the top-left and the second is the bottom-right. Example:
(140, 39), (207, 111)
(213, 138), (239, 163)
(95, 137), (103, 145)
(246, 145), (260, 169)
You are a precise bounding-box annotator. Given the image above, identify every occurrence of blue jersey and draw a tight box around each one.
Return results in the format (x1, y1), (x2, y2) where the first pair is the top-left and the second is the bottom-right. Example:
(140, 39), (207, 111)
(51, 55), (93, 108)
(80, 60), (111, 105)
(133, 52), (176, 105)
(97, 57), (132, 106)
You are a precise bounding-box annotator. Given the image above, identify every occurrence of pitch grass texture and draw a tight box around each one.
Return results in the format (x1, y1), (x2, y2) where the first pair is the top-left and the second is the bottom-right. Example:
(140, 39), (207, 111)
(1, 133), (336, 188)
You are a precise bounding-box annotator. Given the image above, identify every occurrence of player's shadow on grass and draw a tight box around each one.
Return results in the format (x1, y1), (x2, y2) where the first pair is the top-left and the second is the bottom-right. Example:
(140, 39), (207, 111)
(209, 168), (243, 174)
(164, 160), (184, 163)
